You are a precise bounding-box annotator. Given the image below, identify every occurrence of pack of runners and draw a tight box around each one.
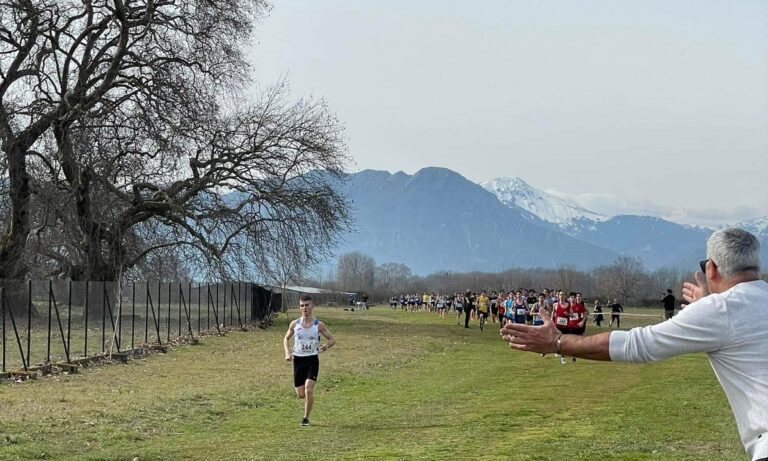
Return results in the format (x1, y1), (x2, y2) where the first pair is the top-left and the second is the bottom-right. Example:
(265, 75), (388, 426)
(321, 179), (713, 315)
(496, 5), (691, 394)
(388, 289), (621, 334)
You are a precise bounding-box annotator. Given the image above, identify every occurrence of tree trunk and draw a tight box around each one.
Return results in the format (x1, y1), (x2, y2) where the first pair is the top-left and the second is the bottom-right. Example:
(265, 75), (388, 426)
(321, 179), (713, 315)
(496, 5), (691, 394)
(0, 143), (31, 280)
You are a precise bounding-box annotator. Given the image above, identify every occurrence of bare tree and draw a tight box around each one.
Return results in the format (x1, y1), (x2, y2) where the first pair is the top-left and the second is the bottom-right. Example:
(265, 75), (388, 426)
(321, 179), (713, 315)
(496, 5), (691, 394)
(641, 266), (684, 303)
(1, 0), (265, 278)
(336, 251), (375, 293)
(593, 256), (646, 305)
(374, 262), (412, 296)
(1, 1), (351, 288)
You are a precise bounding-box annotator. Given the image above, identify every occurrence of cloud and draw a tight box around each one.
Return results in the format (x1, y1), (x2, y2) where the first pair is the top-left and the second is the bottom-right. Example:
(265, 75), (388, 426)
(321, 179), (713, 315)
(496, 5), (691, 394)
(661, 207), (764, 228)
(545, 190), (660, 216)
(545, 189), (763, 227)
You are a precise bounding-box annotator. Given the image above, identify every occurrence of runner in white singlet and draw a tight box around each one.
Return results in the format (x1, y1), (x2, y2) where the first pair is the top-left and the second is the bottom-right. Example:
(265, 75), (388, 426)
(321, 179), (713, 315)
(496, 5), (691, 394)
(283, 295), (336, 427)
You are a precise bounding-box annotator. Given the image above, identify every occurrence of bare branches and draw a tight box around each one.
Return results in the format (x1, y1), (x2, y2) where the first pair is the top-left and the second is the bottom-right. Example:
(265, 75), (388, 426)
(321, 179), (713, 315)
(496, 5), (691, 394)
(1, 0), (279, 279)
(11, 42), (349, 283)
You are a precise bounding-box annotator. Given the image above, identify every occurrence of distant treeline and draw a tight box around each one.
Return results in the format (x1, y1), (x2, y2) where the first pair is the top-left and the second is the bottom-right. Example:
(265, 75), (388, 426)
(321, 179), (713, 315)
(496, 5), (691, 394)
(309, 251), (767, 307)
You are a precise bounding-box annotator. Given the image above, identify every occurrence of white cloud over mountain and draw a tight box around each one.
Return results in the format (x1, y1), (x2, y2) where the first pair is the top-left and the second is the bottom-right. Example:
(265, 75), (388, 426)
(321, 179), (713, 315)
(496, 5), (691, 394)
(543, 189), (762, 228)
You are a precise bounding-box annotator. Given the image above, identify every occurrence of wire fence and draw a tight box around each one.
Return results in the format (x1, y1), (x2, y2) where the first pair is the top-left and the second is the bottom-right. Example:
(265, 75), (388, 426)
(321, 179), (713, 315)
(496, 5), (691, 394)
(0, 280), (282, 373)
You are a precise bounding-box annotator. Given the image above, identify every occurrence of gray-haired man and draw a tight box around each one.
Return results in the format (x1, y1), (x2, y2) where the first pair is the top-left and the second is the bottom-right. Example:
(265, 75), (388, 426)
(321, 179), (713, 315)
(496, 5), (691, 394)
(501, 228), (767, 460)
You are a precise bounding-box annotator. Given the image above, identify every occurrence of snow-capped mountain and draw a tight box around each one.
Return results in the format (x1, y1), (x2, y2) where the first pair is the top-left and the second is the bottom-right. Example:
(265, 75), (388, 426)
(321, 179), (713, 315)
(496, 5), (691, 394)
(737, 216), (768, 238)
(327, 168), (618, 275)
(319, 169), (766, 275)
(481, 177), (608, 231)
(482, 176), (712, 269)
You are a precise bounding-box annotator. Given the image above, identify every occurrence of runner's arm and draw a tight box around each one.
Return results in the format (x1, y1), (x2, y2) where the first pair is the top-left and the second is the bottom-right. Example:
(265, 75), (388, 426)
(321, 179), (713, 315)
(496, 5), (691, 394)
(283, 320), (296, 360)
(318, 322), (336, 352)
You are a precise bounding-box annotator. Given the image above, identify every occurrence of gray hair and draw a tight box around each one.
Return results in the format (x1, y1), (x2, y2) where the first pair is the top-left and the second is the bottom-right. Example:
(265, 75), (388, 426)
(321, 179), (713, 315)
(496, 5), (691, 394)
(706, 228), (761, 278)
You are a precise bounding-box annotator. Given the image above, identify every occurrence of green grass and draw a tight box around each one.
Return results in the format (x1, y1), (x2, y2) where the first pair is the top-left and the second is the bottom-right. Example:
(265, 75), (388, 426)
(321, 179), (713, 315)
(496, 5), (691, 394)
(0, 306), (744, 460)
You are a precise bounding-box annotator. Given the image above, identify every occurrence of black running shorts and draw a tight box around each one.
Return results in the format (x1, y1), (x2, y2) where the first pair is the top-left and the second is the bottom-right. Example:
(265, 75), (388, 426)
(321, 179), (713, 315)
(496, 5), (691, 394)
(293, 355), (320, 387)
(570, 325), (586, 336)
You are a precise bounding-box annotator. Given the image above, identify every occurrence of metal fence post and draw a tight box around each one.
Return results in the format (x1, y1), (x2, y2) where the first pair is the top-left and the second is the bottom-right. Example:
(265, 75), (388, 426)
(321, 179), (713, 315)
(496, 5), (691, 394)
(131, 282), (136, 350)
(101, 282), (107, 354)
(118, 282), (123, 351)
(47, 280), (52, 363)
(26, 281), (31, 368)
(167, 282), (171, 341)
(145, 282), (149, 343)
(67, 281), (72, 361)
(2, 286), (5, 373)
(197, 283), (201, 334)
(177, 282), (181, 336)
(157, 280), (162, 342)
(84, 280), (89, 357)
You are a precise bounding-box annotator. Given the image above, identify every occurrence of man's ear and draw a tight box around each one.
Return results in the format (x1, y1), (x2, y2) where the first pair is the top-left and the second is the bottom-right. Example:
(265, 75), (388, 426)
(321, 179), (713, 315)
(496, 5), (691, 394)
(706, 259), (719, 284)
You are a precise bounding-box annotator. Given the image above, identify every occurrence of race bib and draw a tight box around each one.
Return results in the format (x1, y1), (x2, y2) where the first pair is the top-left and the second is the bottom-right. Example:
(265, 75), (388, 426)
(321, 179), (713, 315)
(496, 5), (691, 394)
(570, 313), (579, 320)
(516, 308), (527, 316)
(556, 317), (568, 326)
(295, 339), (317, 354)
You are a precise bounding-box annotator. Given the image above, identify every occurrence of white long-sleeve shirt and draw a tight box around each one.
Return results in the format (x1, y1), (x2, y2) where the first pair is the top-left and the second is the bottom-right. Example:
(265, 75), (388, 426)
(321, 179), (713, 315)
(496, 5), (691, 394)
(609, 280), (768, 460)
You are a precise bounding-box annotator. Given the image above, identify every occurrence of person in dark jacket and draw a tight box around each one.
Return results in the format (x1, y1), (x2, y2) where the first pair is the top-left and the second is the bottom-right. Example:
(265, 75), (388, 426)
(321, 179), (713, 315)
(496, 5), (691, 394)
(609, 299), (623, 328)
(662, 289), (676, 319)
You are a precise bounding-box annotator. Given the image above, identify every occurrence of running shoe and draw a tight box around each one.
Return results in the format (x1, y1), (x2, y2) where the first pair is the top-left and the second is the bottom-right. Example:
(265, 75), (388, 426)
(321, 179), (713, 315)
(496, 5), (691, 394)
(301, 418), (310, 427)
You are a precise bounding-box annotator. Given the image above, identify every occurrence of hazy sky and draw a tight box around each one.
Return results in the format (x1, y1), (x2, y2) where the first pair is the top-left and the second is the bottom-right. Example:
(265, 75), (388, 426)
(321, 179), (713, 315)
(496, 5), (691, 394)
(247, 0), (768, 226)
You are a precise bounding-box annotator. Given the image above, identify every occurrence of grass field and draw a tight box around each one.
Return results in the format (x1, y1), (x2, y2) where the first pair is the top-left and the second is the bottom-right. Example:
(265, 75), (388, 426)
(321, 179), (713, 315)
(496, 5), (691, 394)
(0, 306), (745, 460)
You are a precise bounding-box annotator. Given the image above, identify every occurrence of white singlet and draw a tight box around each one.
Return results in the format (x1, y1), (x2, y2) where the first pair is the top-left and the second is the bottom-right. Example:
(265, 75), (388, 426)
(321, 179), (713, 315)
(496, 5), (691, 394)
(292, 318), (321, 357)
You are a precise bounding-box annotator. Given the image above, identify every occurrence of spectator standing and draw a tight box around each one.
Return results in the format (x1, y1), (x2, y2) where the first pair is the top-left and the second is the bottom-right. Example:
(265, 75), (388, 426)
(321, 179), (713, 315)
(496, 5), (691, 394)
(463, 290), (474, 328)
(662, 289), (676, 319)
(609, 299), (624, 328)
(501, 228), (767, 460)
(593, 300), (604, 327)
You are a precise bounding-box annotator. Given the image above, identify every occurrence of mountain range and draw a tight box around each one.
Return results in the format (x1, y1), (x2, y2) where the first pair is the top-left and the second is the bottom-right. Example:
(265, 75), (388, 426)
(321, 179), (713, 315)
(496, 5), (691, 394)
(329, 168), (767, 276)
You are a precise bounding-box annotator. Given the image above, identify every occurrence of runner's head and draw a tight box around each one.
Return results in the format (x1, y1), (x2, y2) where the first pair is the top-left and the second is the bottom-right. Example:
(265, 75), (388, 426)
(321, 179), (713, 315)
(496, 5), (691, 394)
(299, 295), (314, 316)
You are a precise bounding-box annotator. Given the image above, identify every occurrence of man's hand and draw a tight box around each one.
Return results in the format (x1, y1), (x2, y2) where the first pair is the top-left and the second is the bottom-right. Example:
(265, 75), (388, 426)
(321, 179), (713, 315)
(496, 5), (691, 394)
(500, 307), (561, 354)
(319, 344), (328, 353)
(285, 353), (292, 362)
(682, 271), (709, 307)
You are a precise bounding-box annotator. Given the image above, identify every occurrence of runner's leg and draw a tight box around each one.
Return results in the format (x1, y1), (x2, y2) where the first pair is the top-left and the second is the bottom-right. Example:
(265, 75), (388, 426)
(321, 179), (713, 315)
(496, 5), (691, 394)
(303, 379), (315, 419)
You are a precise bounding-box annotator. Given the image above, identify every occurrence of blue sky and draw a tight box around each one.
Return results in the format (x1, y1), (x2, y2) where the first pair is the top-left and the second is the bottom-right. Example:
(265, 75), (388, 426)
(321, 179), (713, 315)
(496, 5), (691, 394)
(247, 0), (768, 226)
